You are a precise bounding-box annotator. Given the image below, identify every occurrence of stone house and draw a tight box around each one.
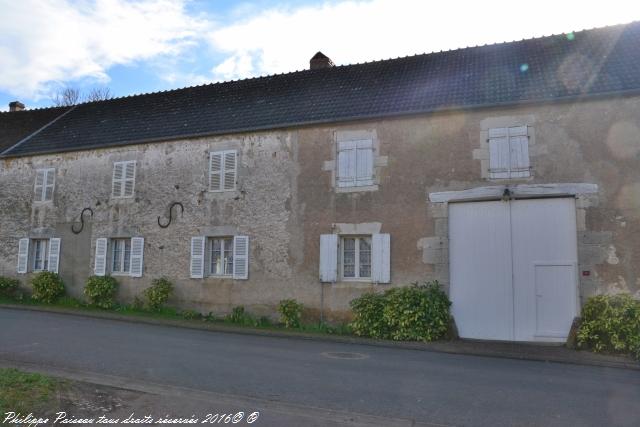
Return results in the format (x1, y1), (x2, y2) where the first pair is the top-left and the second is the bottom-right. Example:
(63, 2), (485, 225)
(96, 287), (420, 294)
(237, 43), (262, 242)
(1, 23), (639, 342)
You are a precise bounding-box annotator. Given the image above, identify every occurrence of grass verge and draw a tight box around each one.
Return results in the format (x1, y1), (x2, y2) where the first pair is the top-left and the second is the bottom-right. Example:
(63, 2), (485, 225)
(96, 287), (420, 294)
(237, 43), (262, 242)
(0, 368), (62, 414)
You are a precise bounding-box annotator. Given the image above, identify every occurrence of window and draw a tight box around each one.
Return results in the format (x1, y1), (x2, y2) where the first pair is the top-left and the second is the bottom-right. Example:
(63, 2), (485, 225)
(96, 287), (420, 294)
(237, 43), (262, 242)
(341, 236), (372, 279)
(319, 233), (390, 283)
(17, 238), (60, 274)
(209, 150), (237, 192)
(112, 161), (136, 198)
(337, 139), (374, 188)
(93, 237), (144, 277)
(208, 237), (233, 276)
(32, 239), (49, 271)
(488, 126), (530, 179)
(190, 235), (249, 279)
(34, 168), (55, 202)
(111, 238), (131, 274)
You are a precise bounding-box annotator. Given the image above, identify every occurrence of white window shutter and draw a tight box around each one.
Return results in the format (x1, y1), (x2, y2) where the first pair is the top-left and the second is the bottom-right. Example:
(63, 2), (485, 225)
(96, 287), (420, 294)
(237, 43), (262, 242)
(94, 238), (108, 276)
(17, 238), (29, 274)
(488, 128), (510, 179)
(209, 152), (223, 191)
(48, 238), (61, 273)
(190, 236), (205, 278)
(223, 151), (237, 191)
(112, 163), (124, 196)
(337, 141), (356, 188)
(129, 237), (144, 277)
(34, 170), (45, 202)
(356, 139), (374, 186)
(371, 233), (391, 283)
(44, 169), (55, 201)
(509, 126), (530, 178)
(319, 234), (338, 282)
(233, 235), (249, 280)
(124, 162), (136, 197)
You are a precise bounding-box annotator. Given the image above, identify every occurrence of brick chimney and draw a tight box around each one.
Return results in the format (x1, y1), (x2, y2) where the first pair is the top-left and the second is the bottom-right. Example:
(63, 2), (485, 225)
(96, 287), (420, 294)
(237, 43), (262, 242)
(310, 51), (334, 70)
(9, 101), (25, 112)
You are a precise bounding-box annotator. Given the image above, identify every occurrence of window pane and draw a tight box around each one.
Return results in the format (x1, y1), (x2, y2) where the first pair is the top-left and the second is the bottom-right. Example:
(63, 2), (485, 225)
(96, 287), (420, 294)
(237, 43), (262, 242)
(343, 238), (356, 278)
(223, 238), (233, 275)
(34, 240), (49, 271)
(343, 238), (355, 251)
(123, 240), (131, 273)
(34, 240), (42, 270)
(211, 238), (222, 275)
(359, 238), (371, 278)
(112, 240), (122, 272)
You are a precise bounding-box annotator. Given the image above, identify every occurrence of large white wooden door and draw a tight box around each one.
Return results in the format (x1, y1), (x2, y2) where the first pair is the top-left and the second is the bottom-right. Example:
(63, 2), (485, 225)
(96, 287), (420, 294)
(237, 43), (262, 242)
(449, 201), (514, 340)
(449, 198), (578, 342)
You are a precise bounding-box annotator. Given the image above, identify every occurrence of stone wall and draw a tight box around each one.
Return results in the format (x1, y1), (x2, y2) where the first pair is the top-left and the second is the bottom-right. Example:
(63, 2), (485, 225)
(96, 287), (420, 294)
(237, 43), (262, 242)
(1, 95), (638, 320)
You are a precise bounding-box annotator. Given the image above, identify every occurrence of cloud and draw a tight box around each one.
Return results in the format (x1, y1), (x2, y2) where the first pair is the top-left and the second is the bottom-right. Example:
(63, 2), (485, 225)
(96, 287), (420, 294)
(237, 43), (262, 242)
(208, 0), (640, 81)
(0, 0), (208, 99)
(3, 0), (640, 103)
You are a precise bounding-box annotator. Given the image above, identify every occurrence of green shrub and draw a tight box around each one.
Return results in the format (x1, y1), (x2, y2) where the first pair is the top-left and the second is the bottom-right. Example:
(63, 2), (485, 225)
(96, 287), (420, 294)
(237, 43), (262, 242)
(577, 294), (640, 359)
(181, 309), (201, 320)
(31, 272), (65, 304)
(224, 307), (272, 327)
(383, 281), (451, 341)
(84, 276), (118, 309)
(350, 292), (390, 339)
(226, 306), (252, 325)
(278, 299), (303, 328)
(0, 277), (21, 300)
(349, 281), (451, 342)
(143, 277), (173, 311)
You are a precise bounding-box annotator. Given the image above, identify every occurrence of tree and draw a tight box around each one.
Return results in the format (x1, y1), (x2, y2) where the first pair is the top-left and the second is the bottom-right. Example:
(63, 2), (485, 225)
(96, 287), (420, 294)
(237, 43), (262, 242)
(51, 86), (114, 106)
(85, 87), (113, 102)
(52, 88), (80, 106)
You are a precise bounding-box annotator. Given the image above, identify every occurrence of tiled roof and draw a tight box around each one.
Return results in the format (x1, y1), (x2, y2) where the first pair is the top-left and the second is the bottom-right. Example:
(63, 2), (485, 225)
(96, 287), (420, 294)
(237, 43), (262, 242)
(0, 106), (70, 154)
(2, 21), (640, 158)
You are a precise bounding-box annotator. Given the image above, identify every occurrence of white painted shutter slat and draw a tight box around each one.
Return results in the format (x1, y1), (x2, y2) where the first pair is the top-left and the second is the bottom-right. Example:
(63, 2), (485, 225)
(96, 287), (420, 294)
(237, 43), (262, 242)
(371, 233), (391, 283)
(233, 235), (249, 280)
(356, 139), (374, 186)
(34, 170), (45, 202)
(489, 136), (510, 179)
(48, 238), (61, 273)
(112, 163), (124, 196)
(223, 151), (237, 191)
(44, 169), (55, 201)
(17, 238), (29, 274)
(319, 234), (338, 282)
(124, 162), (136, 197)
(209, 152), (223, 191)
(129, 237), (144, 277)
(509, 134), (530, 178)
(337, 141), (356, 188)
(190, 236), (205, 278)
(94, 238), (108, 276)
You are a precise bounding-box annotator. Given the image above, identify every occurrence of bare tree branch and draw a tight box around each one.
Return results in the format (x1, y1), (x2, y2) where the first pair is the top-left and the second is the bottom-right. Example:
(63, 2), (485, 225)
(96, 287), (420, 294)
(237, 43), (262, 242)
(52, 87), (81, 106)
(85, 87), (113, 102)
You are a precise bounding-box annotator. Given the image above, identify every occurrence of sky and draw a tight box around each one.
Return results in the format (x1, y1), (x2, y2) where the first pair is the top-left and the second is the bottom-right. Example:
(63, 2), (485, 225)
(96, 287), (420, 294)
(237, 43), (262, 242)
(1, 0), (640, 110)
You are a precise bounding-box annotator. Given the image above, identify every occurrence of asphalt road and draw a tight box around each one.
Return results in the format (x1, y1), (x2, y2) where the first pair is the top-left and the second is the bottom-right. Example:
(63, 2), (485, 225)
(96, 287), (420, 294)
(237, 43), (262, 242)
(1, 308), (639, 427)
